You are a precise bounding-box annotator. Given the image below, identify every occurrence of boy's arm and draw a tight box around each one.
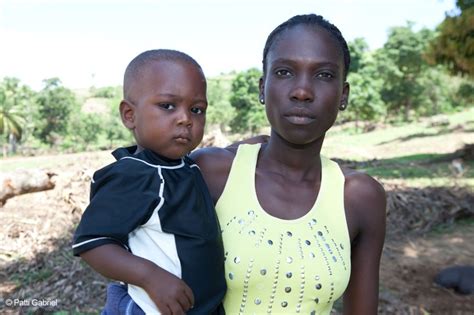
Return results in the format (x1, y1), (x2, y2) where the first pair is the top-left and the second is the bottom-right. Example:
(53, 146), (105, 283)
(81, 244), (194, 315)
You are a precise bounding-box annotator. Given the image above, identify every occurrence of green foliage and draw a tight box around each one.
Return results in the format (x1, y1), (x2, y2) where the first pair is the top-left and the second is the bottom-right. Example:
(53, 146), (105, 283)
(416, 67), (459, 116)
(206, 77), (235, 131)
(345, 40), (386, 126)
(35, 78), (78, 146)
(0, 77), (36, 154)
(426, 1), (474, 77)
(454, 80), (474, 107)
(0, 78), (26, 141)
(102, 95), (134, 148)
(105, 112), (133, 148)
(1, 10), (472, 155)
(348, 37), (369, 74)
(65, 112), (104, 151)
(229, 68), (267, 133)
(90, 85), (121, 99)
(374, 24), (435, 120)
(346, 68), (385, 127)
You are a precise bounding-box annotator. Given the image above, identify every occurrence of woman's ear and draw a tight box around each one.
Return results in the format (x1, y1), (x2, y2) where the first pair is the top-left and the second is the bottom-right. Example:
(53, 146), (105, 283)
(119, 100), (136, 130)
(259, 77), (265, 105)
(341, 82), (350, 108)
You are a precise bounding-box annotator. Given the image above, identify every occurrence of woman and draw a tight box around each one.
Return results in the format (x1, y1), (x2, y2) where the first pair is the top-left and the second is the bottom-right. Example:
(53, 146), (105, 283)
(192, 13), (386, 315)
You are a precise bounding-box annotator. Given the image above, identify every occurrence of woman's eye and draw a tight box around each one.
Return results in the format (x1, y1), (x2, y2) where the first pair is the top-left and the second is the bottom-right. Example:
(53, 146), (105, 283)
(159, 103), (175, 110)
(317, 72), (334, 79)
(191, 107), (205, 115)
(276, 69), (292, 76)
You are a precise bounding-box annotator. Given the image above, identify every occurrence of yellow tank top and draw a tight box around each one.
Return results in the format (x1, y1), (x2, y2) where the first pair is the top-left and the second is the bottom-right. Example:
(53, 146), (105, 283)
(216, 144), (351, 314)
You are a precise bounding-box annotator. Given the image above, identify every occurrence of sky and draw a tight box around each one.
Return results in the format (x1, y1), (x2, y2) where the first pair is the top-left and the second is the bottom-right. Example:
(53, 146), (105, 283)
(0, 0), (457, 91)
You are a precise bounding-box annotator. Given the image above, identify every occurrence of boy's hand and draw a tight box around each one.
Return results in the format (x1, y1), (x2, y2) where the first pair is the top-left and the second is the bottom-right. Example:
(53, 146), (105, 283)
(80, 245), (194, 315)
(142, 268), (195, 315)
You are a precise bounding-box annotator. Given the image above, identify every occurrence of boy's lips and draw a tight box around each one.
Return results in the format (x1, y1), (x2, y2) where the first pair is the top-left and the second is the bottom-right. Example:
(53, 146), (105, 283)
(174, 134), (191, 144)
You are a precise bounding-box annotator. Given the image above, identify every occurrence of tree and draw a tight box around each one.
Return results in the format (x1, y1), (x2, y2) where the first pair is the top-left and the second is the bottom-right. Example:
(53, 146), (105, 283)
(348, 38), (369, 74)
(0, 77), (35, 155)
(104, 95), (133, 148)
(35, 78), (78, 146)
(346, 66), (386, 129)
(374, 23), (435, 120)
(67, 112), (104, 151)
(206, 76), (235, 132)
(426, 0), (474, 77)
(416, 67), (458, 116)
(229, 68), (267, 134)
(90, 85), (121, 98)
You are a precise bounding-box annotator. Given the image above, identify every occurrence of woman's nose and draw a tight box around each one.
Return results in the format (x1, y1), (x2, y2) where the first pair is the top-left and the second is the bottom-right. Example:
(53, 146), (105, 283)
(290, 75), (314, 103)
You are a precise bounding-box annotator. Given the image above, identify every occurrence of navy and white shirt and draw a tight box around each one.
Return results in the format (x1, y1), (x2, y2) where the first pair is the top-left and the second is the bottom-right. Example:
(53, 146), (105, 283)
(73, 146), (226, 314)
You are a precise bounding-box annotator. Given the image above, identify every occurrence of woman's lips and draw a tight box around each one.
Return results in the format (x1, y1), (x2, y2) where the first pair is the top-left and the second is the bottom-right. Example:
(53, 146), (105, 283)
(284, 115), (316, 125)
(284, 109), (316, 125)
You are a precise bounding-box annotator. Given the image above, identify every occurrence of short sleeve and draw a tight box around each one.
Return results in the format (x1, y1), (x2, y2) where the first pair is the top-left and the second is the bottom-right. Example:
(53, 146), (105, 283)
(72, 162), (161, 256)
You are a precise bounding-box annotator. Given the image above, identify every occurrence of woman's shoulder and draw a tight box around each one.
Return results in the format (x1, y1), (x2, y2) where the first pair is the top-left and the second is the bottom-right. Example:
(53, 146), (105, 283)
(341, 167), (386, 201)
(341, 167), (387, 239)
(190, 146), (237, 202)
(190, 146), (236, 172)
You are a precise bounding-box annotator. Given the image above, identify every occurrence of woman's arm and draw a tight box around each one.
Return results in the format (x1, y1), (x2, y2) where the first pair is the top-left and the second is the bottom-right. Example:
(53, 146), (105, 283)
(342, 172), (387, 315)
(190, 147), (235, 203)
(81, 244), (194, 315)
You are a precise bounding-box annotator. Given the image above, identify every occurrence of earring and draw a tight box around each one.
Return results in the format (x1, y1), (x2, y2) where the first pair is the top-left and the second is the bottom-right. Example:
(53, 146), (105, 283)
(259, 97), (265, 104)
(339, 102), (347, 111)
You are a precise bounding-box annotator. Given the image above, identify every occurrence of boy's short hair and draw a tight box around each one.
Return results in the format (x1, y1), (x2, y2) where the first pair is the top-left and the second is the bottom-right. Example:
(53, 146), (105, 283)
(123, 49), (203, 101)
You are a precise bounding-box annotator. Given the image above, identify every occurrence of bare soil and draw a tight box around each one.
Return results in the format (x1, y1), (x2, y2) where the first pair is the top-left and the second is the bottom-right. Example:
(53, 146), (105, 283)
(0, 150), (473, 314)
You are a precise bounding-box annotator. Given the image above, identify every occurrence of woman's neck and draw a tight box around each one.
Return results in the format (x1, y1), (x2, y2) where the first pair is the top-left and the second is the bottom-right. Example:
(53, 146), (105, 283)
(258, 130), (325, 181)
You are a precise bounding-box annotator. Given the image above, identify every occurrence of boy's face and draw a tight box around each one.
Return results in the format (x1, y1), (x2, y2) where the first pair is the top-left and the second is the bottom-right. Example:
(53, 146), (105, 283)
(121, 60), (207, 159)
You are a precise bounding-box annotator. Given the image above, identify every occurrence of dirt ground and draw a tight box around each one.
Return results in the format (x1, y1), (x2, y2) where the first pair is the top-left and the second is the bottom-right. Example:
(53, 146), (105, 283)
(0, 150), (473, 314)
(379, 227), (474, 314)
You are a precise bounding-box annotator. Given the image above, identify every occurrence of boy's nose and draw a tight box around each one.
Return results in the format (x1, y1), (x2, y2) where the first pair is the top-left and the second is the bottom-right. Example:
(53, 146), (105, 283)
(177, 109), (192, 127)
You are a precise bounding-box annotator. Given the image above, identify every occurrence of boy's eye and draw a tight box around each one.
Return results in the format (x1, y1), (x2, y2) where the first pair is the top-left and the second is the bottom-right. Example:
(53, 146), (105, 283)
(191, 107), (205, 115)
(275, 69), (292, 77)
(159, 103), (175, 110)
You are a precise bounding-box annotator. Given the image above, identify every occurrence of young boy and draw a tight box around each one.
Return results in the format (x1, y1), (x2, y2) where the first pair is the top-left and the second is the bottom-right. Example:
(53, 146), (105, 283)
(72, 49), (226, 314)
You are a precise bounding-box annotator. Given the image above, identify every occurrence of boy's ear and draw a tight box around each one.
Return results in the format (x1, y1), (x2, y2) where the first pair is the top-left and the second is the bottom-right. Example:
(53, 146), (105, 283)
(119, 100), (136, 130)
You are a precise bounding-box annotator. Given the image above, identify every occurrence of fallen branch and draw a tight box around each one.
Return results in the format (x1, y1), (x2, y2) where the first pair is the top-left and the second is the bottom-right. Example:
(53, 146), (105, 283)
(0, 169), (55, 206)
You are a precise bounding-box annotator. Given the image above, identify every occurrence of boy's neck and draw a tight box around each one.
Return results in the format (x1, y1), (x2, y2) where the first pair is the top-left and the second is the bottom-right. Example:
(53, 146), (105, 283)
(134, 145), (144, 155)
(132, 144), (183, 163)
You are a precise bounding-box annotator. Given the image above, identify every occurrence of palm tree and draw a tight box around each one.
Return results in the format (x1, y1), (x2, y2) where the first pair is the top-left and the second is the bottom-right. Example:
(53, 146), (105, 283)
(0, 78), (27, 157)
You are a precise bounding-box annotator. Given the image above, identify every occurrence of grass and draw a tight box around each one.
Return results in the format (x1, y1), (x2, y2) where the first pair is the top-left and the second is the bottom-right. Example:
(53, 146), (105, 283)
(357, 152), (474, 187)
(2, 108), (473, 188)
(323, 107), (474, 161)
(10, 266), (53, 287)
(320, 108), (474, 187)
(0, 150), (114, 172)
(429, 218), (474, 236)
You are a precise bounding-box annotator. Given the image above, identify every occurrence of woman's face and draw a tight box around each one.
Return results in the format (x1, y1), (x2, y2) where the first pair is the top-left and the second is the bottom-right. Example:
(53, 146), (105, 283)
(261, 24), (349, 145)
